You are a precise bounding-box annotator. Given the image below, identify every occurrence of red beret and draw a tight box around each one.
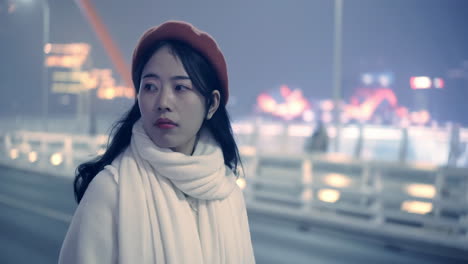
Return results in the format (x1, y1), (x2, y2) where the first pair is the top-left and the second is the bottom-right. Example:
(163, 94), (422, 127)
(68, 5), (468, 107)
(132, 20), (229, 105)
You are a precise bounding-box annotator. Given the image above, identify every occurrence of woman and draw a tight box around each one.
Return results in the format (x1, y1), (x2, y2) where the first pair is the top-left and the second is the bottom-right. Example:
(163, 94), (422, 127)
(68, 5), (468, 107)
(59, 21), (255, 264)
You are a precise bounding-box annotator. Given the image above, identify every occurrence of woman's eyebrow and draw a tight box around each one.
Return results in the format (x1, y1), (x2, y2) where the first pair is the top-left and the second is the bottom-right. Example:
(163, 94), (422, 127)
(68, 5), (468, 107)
(142, 73), (160, 79)
(142, 73), (190, 81)
(170, 75), (191, 81)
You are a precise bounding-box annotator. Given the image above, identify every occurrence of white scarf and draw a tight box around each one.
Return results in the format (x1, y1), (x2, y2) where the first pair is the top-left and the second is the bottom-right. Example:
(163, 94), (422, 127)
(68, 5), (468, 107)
(111, 120), (255, 263)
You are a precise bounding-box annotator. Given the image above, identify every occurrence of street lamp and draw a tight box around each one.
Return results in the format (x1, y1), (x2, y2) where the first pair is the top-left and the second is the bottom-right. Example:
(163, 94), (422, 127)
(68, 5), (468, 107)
(332, 0), (343, 152)
(13, 0), (50, 131)
(41, 0), (50, 132)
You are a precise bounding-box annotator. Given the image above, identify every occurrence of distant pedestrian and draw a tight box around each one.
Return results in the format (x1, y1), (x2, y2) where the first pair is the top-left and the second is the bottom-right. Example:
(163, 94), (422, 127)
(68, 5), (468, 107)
(305, 121), (329, 153)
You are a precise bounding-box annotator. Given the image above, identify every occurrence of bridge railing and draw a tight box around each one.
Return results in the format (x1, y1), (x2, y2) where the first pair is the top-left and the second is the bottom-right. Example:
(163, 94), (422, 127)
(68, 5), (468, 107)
(0, 128), (467, 253)
(240, 150), (468, 252)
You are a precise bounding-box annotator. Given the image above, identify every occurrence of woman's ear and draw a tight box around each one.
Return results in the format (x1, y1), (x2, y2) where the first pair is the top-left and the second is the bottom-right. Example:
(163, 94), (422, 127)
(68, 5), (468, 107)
(206, 90), (221, 120)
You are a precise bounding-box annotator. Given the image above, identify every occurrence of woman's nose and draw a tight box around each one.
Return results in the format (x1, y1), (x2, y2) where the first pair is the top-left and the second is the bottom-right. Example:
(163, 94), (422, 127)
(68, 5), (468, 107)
(155, 86), (173, 112)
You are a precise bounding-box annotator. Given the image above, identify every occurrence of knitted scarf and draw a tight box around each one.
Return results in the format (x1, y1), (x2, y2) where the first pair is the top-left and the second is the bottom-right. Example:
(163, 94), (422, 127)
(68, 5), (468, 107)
(111, 120), (255, 263)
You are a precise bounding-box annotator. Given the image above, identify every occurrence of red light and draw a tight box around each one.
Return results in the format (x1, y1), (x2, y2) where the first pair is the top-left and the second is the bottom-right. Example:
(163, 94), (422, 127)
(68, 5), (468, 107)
(433, 78), (444, 89)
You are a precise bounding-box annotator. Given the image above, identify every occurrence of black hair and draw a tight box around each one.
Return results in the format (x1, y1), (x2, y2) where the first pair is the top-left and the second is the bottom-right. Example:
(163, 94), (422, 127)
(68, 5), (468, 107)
(74, 40), (242, 203)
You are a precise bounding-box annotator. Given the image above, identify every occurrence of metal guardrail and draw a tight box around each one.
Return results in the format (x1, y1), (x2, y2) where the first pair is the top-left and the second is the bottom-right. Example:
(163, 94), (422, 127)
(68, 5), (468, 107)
(241, 152), (468, 253)
(1, 129), (467, 255)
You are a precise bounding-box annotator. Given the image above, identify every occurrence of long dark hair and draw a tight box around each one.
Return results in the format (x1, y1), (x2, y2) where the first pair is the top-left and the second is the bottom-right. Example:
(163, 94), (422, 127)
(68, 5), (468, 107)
(74, 40), (242, 203)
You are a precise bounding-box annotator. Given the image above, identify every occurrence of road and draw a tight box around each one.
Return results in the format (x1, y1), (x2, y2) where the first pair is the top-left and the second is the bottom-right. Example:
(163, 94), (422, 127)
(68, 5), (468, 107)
(0, 165), (465, 264)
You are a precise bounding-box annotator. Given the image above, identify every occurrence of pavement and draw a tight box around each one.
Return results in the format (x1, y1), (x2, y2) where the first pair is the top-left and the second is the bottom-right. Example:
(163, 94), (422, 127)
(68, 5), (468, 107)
(0, 165), (465, 264)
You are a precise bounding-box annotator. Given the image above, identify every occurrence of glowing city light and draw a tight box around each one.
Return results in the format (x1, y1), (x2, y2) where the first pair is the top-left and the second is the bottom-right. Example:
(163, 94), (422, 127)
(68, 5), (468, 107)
(97, 148), (106, 156)
(50, 152), (63, 166)
(102, 88), (116, 100)
(44, 43), (52, 54)
(401, 200), (433, 215)
(433, 78), (445, 89)
(28, 151), (38, 163)
(362, 73), (373, 85)
(318, 189), (340, 203)
(323, 173), (351, 188)
(236, 178), (247, 190)
(320, 100), (334, 112)
(302, 109), (315, 122)
(9, 148), (19, 160)
(239, 146), (256, 156)
(410, 76), (432, 89)
(405, 183), (436, 199)
(256, 85), (310, 120)
(378, 74), (391, 87)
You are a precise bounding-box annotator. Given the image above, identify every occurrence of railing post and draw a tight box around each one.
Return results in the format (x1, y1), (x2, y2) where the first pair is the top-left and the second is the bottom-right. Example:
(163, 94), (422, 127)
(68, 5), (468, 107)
(244, 156), (258, 204)
(64, 136), (73, 171)
(360, 163), (371, 206)
(281, 124), (289, 153)
(434, 169), (445, 219)
(399, 127), (408, 163)
(252, 118), (260, 152)
(354, 123), (364, 159)
(373, 167), (384, 225)
(4, 133), (11, 154)
(301, 158), (314, 211)
(447, 124), (461, 167)
(39, 133), (48, 169)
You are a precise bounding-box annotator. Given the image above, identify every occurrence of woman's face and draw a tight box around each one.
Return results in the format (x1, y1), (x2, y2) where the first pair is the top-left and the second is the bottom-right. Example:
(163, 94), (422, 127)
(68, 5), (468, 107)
(137, 45), (207, 155)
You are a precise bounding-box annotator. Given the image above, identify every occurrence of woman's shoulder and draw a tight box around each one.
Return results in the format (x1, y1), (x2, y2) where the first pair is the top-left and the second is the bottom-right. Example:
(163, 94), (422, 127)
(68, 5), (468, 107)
(84, 148), (128, 203)
(81, 166), (119, 209)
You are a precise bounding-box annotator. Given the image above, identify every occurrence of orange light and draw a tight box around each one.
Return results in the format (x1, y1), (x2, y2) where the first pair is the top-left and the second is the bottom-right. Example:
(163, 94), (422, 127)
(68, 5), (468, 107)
(405, 183), (436, 198)
(9, 148), (19, 160)
(288, 100), (306, 117)
(46, 55), (86, 68)
(318, 189), (340, 203)
(323, 173), (351, 188)
(28, 151), (38, 163)
(50, 152), (63, 166)
(102, 88), (116, 100)
(401, 201), (433, 214)
(257, 94), (277, 113)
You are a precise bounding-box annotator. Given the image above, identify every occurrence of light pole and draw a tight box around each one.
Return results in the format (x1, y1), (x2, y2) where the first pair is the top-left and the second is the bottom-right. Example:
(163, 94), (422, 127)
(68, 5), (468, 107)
(41, 0), (50, 132)
(15, 0), (50, 131)
(332, 0), (343, 152)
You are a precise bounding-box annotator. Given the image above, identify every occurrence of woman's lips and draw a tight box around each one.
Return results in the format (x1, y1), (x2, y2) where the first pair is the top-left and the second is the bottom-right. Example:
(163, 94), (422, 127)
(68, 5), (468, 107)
(156, 123), (177, 129)
(155, 118), (177, 129)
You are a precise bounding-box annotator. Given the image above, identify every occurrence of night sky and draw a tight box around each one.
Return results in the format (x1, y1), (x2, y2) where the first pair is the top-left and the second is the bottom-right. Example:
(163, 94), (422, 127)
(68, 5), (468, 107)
(1, 0), (467, 123)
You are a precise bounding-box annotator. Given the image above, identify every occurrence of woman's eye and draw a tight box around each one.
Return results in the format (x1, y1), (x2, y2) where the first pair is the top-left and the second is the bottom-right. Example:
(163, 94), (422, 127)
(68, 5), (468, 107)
(175, 85), (190, 92)
(143, 83), (158, 91)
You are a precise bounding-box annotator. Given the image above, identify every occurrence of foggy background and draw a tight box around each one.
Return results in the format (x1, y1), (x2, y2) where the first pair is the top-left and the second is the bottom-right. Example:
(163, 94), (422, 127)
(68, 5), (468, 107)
(1, 1), (468, 263)
(2, 0), (467, 122)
